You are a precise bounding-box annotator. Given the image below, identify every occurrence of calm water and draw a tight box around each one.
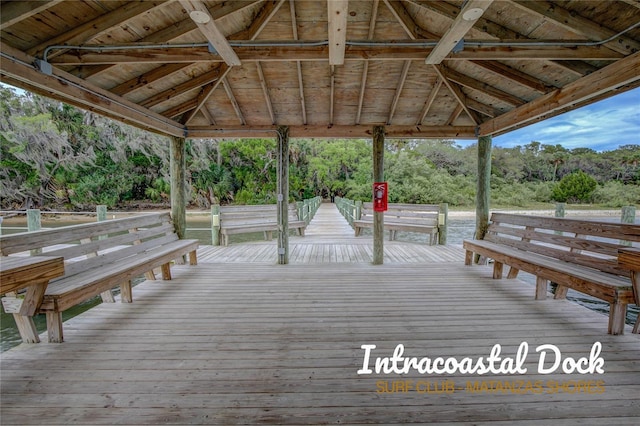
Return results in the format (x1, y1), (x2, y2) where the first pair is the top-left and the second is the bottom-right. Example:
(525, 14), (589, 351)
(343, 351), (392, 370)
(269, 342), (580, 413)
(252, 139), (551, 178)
(1, 214), (638, 351)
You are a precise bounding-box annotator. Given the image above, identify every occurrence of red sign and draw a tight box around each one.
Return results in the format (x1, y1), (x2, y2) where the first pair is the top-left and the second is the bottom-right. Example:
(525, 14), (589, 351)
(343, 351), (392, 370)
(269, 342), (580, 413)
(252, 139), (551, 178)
(373, 182), (388, 212)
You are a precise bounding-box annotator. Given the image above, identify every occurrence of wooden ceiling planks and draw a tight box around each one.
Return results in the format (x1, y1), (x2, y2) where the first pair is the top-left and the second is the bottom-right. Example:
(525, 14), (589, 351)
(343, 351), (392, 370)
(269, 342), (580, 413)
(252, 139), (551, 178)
(0, 0), (638, 139)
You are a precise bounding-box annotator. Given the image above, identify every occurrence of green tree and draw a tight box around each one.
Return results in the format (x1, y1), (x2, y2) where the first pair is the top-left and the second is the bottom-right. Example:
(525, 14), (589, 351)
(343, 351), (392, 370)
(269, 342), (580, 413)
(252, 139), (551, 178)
(551, 170), (598, 203)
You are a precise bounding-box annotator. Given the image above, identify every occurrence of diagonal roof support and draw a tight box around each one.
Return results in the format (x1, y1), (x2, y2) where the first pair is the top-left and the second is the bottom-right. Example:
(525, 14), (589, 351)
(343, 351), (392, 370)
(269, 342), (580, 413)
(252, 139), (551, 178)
(425, 0), (494, 64)
(179, 0), (241, 66)
(432, 64), (481, 125)
(180, 65), (231, 124)
(355, 0), (379, 125)
(1, 0), (63, 29)
(290, 0), (307, 125)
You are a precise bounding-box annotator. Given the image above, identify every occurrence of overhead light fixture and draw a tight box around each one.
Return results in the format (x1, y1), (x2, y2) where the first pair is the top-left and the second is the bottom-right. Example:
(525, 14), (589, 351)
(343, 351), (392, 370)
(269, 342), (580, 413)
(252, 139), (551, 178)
(461, 7), (484, 21)
(189, 10), (211, 24)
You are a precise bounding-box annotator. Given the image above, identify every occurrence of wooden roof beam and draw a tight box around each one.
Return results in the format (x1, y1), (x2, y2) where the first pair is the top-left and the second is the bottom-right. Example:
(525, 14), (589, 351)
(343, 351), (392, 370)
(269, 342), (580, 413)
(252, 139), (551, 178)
(232, 0), (286, 41)
(329, 65), (336, 126)
(479, 51), (640, 136)
(200, 107), (216, 126)
(356, 0), (379, 125)
(140, 65), (227, 109)
(1, 0), (63, 30)
(187, 125), (477, 139)
(180, 65), (231, 124)
(179, 0), (241, 66)
(444, 67), (527, 107)
(256, 62), (276, 125)
(425, 0), (494, 64)
(417, 78), (442, 125)
(433, 64), (481, 125)
(290, 0), (307, 125)
(471, 60), (555, 94)
(446, 104), (464, 126)
(511, 0), (640, 56)
(384, 0), (438, 39)
(222, 77), (246, 125)
(110, 63), (190, 97)
(51, 43), (622, 65)
(387, 60), (411, 125)
(328, 0), (349, 65)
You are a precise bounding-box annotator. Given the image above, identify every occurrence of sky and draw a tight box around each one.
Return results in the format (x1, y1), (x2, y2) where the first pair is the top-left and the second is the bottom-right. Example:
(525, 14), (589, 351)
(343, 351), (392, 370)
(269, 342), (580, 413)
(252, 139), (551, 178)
(456, 87), (640, 152)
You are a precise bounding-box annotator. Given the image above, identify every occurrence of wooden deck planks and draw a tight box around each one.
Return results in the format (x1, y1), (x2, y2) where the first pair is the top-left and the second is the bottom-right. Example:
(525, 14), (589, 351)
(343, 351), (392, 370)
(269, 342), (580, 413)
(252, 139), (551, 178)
(1, 262), (639, 424)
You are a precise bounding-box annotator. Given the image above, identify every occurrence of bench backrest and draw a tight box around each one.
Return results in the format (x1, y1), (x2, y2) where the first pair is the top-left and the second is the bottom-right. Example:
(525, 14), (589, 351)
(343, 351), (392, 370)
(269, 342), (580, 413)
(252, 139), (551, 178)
(485, 213), (640, 277)
(219, 204), (300, 227)
(361, 203), (440, 226)
(0, 213), (178, 276)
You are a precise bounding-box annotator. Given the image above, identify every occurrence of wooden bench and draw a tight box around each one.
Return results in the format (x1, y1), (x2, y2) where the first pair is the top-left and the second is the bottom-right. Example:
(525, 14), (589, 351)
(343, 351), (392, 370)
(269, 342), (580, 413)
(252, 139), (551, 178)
(0, 212), (198, 343)
(354, 203), (441, 245)
(463, 213), (640, 335)
(217, 204), (306, 246)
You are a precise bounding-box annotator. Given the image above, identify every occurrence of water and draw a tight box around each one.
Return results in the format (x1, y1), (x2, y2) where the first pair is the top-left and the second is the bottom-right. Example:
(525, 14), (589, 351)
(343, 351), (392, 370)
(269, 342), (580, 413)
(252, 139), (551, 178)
(1, 214), (638, 351)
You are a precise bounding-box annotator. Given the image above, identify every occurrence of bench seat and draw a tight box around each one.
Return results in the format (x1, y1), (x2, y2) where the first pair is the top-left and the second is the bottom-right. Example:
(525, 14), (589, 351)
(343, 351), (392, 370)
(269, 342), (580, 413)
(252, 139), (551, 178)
(0, 212), (198, 343)
(463, 213), (639, 335)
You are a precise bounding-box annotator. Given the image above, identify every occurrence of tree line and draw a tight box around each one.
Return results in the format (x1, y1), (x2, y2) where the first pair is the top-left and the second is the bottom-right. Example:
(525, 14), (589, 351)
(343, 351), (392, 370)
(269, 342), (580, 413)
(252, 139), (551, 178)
(1, 87), (638, 210)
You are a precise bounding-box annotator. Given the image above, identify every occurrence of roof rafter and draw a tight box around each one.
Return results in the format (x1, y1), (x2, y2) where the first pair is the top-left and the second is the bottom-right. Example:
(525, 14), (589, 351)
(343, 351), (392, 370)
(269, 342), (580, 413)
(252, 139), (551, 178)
(471, 60), (554, 94)
(290, 0), (307, 125)
(179, 0), (241, 66)
(511, 0), (640, 56)
(383, 0), (438, 39)
(480, 51), (640, 136)
(417, 77), (442, 125)
(446, 104), (464, 126)
(0, 0), (63, 30)
(328, 0), (349, 65)
(425, 0), (494, 64)
(445, 67), (527, 107)
(433, 64), (481, 125)
(222, 77), (246, 125)
(140, 65), (227, 109)
(180, 65), (231, 124)
(356, 0), (379, 125)
(387, 60), (411, 125)
(256, 62), (276, 125)
(329, 65), (336, 126)
(110, 63), (190, 97)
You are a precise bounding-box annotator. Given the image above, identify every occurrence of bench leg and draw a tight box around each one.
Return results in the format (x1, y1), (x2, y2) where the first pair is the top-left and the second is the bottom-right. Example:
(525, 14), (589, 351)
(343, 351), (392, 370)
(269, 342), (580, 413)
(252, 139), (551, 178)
(608, 302), (627, 335)
(189, 250), (198, 265)
(161, 263), (172, 280)
(46, 311), (64, 343)
(121, 280), (133, 303)
(12, 313), (40, 343)
(633, 315), (639, 334)
(493, 262), (504, 279)
(100, 290), (115, 303)
(554, 284), (569, 299)
(464, 250), (473, 266)
(535, 277), (548, 300)
(145, 270), (157, 280)
(506, 267), (520, 279)
(354, 227), (360, 237)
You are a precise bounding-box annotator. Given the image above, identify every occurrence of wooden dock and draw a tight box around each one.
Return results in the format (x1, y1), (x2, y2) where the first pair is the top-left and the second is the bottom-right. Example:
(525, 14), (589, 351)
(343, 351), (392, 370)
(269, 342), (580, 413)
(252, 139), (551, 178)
(1, 204), (639, 424)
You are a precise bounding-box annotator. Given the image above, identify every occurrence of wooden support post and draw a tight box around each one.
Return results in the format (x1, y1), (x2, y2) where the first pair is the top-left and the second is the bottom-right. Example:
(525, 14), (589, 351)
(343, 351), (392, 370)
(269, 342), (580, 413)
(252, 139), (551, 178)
(97, 205), (107, 240)
(373, 125), (385, 265)
(621, 206), (636, 246)
(474, 135), (491, 263)
(170, 136), (187, 264)
(555, 202), (566, 218)
(211, 205), (220, 246)
(277, 126), (290, 265)
(170, 136), (187, 240)
(438, 203), (448, 245)
(355, 200), (363, 221)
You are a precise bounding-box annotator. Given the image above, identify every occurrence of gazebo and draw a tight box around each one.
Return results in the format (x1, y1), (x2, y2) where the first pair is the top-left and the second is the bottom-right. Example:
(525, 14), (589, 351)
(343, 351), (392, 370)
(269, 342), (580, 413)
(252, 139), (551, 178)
(2, 0), (639, 263)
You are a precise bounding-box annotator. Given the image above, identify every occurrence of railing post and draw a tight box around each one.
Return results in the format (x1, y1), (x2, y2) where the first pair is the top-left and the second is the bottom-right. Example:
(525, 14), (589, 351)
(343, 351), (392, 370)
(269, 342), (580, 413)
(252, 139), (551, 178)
(211, 205), (220, 246)
(438, 203), (448, 245)
(27, 209), (41, 255)
(621, 206), (636, 246)
(96, 205), (107, 240)
(355, 200), (363, 221)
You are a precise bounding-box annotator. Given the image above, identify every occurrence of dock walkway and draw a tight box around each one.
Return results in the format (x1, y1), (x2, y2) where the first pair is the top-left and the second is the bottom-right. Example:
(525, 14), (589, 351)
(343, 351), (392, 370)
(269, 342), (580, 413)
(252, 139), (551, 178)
(1, 203), (639, 424)
(198, 203), (463, 264)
